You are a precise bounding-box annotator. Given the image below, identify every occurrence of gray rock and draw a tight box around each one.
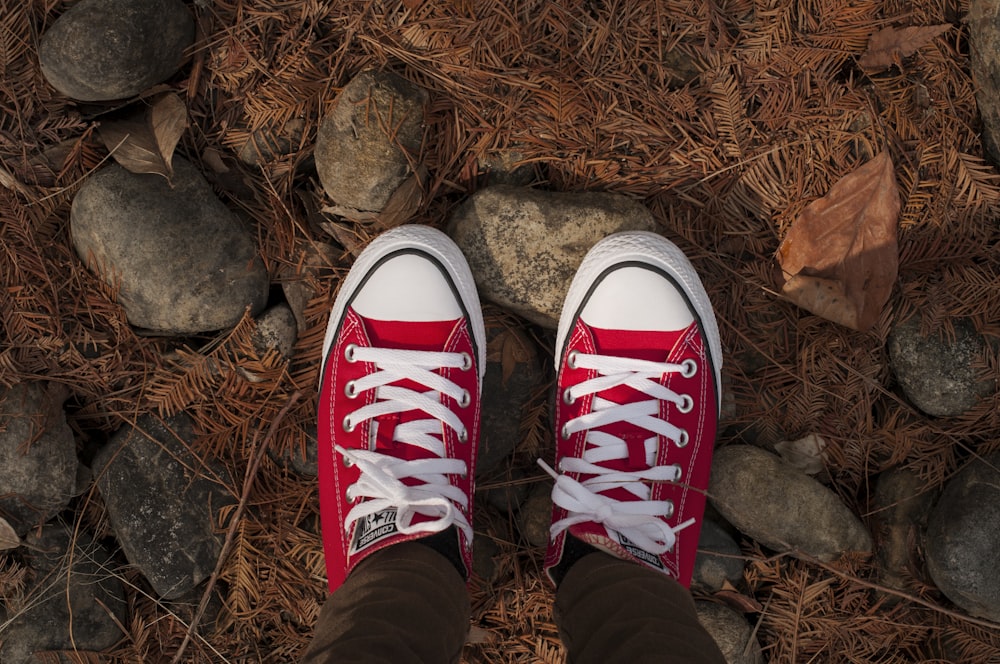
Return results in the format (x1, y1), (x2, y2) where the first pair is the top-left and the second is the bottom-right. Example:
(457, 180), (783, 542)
(708, 445), (872, 561)
(71, 159), (269, 334)
(888, 318), (994, 417)
(693, 519), (745, 592)
(926, 451), (1000, 621)
(971, 0), (1000, 166)
(93, 413), (235, 599)
(38, 0), (194, 101)
(472, 533), (500, 584)
(252, 303), (298, 359)
(280, 424), (318, 478)
(0, 524), (125, 664)
(0, 383), (77, 535)
(694, 602), (763, 664)
(447, 185), (657, 327)
(315, 70), (427, 214)
(477, 317), (544, 478)
(238, 118), (305, 166)
(518, 481), (554, 548)
(477, 150), (534, 186)
(872, 467), (935, 598)
(481, 467), (531, 514)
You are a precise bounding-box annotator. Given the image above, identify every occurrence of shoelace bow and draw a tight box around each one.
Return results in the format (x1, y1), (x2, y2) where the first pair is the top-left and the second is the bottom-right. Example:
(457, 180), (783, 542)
(337, 346), (473, 543)
(540, 352), (697, 554)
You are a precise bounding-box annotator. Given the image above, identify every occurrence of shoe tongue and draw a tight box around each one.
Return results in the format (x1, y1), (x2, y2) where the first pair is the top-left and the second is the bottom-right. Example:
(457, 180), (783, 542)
(587, 325), (688, 361)
(355, 314), (461, 460)
(581, 324), (691, 472)
(362, 316), (460, 351)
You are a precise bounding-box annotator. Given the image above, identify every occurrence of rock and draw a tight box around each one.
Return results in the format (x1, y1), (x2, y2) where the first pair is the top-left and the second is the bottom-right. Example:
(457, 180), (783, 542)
(708, 445), (872, 561)
(472, 533), (500, 584)
(871, 467), (935, 597)
(447, 185), (657, 327)
(694, 602), (763, 664)
(888, 318), (993, 417)
(0, 383), (77, 535)
(518, 481), (553, 548)
(477, 317), (544, 478)
(93, 412), (235, 599)
(925, 450), (1000, 621)
(38, 0), (194, 102)
(280, 424), (318, 478)
(0, 524), (125, 664)
(252, 303), (298, 359)
(693, 519), (745, 592)
(477, 150), (534, 186)
(481, 467), (531, 514)
(315, 70), (428, 214)
(238, 118), (306, 166)
(71, 159), (269, 334)
(970, 0), (1000, 166)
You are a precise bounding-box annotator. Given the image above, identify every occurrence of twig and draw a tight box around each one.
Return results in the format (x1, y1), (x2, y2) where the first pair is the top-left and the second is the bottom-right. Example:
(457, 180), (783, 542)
(795, 551), (1000, 632)
(170, 390), (302, 664)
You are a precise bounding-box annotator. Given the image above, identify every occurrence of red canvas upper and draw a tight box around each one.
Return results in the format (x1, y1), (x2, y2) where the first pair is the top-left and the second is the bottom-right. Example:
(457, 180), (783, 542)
(318, 309), (480, 592)
(545, 318), (718, 587)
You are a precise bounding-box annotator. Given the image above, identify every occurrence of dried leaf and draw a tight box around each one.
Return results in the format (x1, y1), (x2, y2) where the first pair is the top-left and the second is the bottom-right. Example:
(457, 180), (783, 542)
(775, 152), (900, 331)
(714, 589), (764, 613)
(375, 168), (425, 230)
(97, 92), (188, 181)
(775, 434), (828, 475)
(0, 516), (20, 551)
(858, 24), (950, 72)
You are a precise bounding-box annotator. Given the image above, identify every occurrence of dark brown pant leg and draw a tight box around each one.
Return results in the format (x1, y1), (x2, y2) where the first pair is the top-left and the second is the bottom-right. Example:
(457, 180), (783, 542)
(554, 552), (727, 664)
(302, 542), (469, 664)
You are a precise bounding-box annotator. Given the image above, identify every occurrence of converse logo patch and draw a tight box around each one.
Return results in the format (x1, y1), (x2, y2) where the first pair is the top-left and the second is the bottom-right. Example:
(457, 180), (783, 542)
(350, 507), (399, 553)
(617, 532), (665, 570)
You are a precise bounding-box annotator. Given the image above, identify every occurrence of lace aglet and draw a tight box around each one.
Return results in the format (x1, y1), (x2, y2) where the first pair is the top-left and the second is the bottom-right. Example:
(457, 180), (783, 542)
(537, 458), (559, 480)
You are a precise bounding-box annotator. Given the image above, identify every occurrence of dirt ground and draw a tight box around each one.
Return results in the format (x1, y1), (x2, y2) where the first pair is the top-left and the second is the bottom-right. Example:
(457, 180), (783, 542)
(3, 0), (1000, 661)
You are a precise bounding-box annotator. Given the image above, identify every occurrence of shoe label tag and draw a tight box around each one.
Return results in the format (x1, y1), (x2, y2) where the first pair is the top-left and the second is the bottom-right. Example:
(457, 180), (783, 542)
(350, 508), (398, 553)
(617, 533), (664, 570)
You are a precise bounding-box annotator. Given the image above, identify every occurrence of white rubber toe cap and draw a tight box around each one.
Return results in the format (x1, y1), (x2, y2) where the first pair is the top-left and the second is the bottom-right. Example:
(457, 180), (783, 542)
(351, 253), (463, 321)
(580, 266), (694, 332)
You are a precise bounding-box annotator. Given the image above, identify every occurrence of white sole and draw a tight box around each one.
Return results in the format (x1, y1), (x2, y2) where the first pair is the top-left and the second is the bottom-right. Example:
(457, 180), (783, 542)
(320, 225), (486, 383)
(555, 231), (723, 405)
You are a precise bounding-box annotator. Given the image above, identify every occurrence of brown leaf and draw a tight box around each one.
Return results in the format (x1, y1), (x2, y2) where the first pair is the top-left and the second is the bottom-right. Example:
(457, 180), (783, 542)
(714, 589), (764, 613)
(858, 24), (950, 72)
(0, 516), (20, 551)
(375, 167), (426, 230)
(97, 92), (188, 181)
(775, 152), (900, 331)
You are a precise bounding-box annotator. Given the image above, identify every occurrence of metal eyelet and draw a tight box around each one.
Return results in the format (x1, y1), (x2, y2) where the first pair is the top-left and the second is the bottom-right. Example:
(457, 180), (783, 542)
(566, 350), (579, 369)
(458, 389), (471, 408)
(344, 380), (358, 398)
(560, 423), (571, 439)
(344, 344), (358, 362)
(345, 486), (356, 503)
(562, 388), (575, 405)
(677, 394), (694, 414)
(458, 427), (469, 443)
(664, 500), (675, 519)
(460, 352), (472, 371)
(342, 416), (355, 432)
(676, 429), (689, 448)
(680, 359), (698, 378)
(673, 464), (683, 480)
(341, 455), (353, 468)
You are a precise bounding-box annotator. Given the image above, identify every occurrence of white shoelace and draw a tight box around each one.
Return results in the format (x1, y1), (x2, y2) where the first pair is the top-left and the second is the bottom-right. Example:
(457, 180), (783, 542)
(540, 351), (697, 554)
(336, 346), (473, 543)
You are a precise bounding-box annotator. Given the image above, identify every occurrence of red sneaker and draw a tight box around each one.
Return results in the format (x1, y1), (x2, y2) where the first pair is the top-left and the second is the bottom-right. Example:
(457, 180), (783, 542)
(317, 225), (484, 592)
(541, 231), (722, 588)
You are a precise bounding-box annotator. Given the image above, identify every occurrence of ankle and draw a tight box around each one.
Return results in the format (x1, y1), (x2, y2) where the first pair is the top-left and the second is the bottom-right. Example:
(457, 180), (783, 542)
(548, 534), (599, 587)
